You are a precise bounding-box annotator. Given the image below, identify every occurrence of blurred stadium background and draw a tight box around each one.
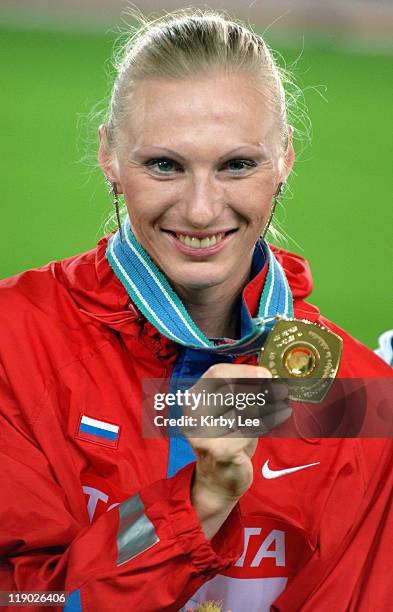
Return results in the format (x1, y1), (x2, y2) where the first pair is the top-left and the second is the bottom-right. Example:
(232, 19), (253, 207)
(1, 0), (392, 348)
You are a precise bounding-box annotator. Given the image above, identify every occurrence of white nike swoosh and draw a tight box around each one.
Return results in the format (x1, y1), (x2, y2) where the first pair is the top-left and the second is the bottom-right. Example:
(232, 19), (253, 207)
(262, 459), (320, 479)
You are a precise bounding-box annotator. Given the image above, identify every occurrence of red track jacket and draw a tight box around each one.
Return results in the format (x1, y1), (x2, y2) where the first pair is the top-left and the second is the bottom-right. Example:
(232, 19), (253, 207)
(0, 236), (391, 611)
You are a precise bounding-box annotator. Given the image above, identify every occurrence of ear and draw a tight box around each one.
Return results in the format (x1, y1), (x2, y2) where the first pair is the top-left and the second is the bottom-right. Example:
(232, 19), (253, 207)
(98, 124), (123, 193)
(282, 125), (295, 182)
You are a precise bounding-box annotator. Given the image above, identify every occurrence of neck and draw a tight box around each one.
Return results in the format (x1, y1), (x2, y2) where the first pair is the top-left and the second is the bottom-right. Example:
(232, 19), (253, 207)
(173, 269), (251, 339)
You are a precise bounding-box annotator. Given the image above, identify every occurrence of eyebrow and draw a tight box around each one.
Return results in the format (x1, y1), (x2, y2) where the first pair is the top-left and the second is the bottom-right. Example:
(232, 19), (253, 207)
(217, 144), (269, 162)
(132, 143), (269, 162)
(132, 146), (187, 162)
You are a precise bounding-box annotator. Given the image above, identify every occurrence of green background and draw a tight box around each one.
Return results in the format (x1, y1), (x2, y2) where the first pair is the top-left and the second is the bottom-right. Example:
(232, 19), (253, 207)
(1, 26), (392, 348)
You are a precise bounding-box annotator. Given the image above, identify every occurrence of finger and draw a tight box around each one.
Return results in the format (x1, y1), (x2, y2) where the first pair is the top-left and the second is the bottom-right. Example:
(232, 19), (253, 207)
(238, 398), (291, 422)
(224, 403), (292, 436)
(183, 378), (272, 418)
(190, 434), (258, 461)
(260, 405), (292, 431)
(264, 381), (289, 402)
(184, 402), (292, 439)
(202, 363), (272, 380)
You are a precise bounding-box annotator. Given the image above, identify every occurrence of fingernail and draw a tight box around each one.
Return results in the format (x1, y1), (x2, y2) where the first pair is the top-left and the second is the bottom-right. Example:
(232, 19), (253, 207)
(257, 368), (272, 378)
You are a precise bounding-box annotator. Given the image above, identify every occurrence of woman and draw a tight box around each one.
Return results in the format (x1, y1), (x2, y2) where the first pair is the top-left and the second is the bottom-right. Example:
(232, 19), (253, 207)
(0, 10), (391, 612)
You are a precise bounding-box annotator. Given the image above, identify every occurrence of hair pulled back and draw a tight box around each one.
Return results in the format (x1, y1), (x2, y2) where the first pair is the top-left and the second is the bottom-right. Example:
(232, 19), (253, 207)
(104, 9), (290, 155)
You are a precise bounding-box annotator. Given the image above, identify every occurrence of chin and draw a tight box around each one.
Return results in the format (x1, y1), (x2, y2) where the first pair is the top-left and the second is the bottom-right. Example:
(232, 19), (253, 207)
(181, 279), (220, 290)
(170, 270), (228, 292)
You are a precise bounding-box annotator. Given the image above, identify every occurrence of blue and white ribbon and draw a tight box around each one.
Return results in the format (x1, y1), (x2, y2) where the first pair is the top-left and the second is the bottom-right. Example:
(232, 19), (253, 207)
(106, 219), (293, 357)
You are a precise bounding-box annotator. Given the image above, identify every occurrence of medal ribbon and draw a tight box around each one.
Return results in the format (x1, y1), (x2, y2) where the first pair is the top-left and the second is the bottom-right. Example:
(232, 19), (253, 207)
(106, 219), (293, 356)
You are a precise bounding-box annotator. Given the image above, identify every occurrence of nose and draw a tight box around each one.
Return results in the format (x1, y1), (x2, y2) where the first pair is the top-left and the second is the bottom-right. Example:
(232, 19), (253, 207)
(182, 172), (226, 229)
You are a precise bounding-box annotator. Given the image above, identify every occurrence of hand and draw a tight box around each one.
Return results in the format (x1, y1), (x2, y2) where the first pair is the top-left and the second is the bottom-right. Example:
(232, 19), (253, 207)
(182, 363), (291, 538)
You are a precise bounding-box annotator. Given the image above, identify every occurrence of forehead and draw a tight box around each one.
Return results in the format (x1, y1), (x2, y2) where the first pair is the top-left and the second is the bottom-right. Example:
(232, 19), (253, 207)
(124, 74), (278, 151)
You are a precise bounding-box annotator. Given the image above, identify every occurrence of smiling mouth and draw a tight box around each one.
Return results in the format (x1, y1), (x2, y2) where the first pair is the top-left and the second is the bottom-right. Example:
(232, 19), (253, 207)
(163, 229), (237, 249)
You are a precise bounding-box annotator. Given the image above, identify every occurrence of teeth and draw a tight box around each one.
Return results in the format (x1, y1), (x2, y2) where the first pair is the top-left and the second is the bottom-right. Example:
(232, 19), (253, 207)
(177, 233), (224, 249)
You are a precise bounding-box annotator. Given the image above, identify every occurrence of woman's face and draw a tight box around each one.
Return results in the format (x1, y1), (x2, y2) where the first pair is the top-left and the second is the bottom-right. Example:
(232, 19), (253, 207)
(100, 73), (294, 294)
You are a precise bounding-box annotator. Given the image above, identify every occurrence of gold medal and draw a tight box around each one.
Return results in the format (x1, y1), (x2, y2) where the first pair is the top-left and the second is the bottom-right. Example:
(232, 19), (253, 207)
(258, 317), (343, 402)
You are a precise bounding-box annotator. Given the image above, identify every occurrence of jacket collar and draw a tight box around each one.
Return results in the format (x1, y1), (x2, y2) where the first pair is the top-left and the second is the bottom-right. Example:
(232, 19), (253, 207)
(60, 234), (316, 348)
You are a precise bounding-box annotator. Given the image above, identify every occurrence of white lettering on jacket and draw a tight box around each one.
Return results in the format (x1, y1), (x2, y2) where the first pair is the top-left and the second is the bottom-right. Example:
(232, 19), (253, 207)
(235, 527), (285, 568)
(82, 485), (120, 522)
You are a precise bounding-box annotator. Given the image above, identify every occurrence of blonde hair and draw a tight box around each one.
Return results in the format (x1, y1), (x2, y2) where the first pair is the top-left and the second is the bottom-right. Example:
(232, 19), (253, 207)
(105, 9), (288, 153)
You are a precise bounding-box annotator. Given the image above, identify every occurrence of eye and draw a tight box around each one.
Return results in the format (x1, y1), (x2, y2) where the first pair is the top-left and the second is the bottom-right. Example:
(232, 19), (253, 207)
(222, 159), (258, 173)
(144, 158), (183, 175)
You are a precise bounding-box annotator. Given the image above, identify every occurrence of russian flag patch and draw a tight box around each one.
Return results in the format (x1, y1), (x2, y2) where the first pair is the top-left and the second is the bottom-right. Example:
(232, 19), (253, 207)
(76, 415), (120, 449)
